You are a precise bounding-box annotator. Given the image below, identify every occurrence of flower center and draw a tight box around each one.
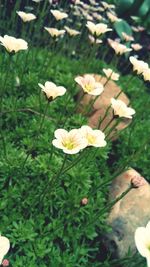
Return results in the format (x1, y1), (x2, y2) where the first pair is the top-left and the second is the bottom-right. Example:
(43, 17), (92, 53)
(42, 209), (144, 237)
(63, 139), (76, 150)
(84, 83), (93, 92)
(87, 134), (96, 144)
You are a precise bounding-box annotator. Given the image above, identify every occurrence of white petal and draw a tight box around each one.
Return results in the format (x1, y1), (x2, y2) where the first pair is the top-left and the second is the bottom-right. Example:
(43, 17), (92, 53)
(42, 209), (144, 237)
(54, 129), (68, 140)
(0, 236), (10, 264)
(52, 139), (64, 149)
(57, 86), (67, 95)
(135, 227), (150, 258)
(38, 83), (45, 90)
(147, 257), (150, 267)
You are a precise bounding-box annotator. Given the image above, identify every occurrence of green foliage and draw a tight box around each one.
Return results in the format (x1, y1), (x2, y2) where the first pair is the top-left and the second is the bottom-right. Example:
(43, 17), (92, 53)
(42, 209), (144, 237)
(0, 1), (150, 266)
(1, 50), (149, 266)
(117, 0), (150, 31)
(114, 20), (132, 39)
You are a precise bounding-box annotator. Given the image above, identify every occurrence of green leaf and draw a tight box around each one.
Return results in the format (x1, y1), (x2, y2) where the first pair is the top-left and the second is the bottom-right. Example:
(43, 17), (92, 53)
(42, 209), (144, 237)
(114, 19), (132, 39)
(138, 0), (150, 16)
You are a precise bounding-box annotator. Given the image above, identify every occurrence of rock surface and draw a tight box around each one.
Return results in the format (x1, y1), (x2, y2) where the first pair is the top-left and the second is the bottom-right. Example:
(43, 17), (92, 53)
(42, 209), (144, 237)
(77, 74), (131, 139)
(106, 168), (150, 258)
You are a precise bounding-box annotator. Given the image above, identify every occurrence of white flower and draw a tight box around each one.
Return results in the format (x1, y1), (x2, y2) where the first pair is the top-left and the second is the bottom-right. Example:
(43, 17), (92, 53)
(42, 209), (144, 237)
(93, 13), (103, 21)
(103, 68), (119, 81)
(64, 26), (80, 36)
(16, 11), (36, 22)
(107, 11), (121, 23)
(131, 26), (139, 32)
(129, 57), (149, 75)
(98, 7), (105, 12)
(80, 126), (107, 147)
(122, 32), (134, 42)
(142, 68), (150, 81)
(50, 10), (68, 21)
(32, 0), (43, 2)
(0, 236), (10, 265)
(101, 1), (115, 9)
(44, 27), (65, 37)
(84, 13), (94, 21)
(0, 35), (28, 53)
(75, 74), (104, 96)
(52, 129), (88, 154)
(131, 43), (142, 51)
(108, 38), (132, 55)
(135, 221), (150, 267)
(38, 81), (66, 100)
(86, 21), (112, 37)
(89, 35), (102, 44)
(111, 98), (135, 119)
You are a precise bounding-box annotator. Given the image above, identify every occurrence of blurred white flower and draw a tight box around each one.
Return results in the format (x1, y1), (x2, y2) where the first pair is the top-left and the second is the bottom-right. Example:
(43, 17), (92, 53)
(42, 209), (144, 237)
(131, 43), (142, 51)
(32, 0), (43, 2)
(92, 13), (103, 21)
(122, 32), (134, 42)
(98, 7), (105, 12)
(82, 3), (90, 9)
(138, 26), (145, 32)
(15, 76), (20, 87)
(89, 0), (97, 5)
(0, 35), (28, 53)
(75, 74), (104, 96)
(38, 81), (66, 100)
(16, 11), (36, 22)
(64, 26), (80, 36)
(84, 13), (94, 21)
(50, 9), (68, 20)
(108, 38), (132, 55)
(131, 26), (139, 32)
(107, 11), (121, 23)
(52, 129), (88, 154)
(89, 35), (102, 44)
(86, 21), (112, 37)
(44, 27), (65, 37)
(80, 126), (106, 147)
(75, 0), (83, 4)
(142, 68), (150, 81)
(101, 1), (115, 9)
(103, 68), (119, 81)
(0, 236), (10, 265)
(129, 56), (149, 74)
(135, 221), (150, 267)
(111, 98), (135, 119)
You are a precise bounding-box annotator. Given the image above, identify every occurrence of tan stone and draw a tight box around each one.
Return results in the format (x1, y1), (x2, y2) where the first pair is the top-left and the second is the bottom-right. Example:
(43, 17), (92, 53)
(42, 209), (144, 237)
(77, 74), (131, 139)
(106, 168), (150, 258)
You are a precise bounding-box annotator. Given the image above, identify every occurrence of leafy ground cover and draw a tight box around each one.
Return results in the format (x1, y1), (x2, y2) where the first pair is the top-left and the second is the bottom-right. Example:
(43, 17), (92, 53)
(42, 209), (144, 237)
(1, 49), (149, 266)
(0, 1), (150, 266)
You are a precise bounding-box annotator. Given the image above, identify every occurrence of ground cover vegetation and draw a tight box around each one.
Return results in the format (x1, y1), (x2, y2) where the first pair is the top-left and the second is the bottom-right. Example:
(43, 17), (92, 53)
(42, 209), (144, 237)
(0, 0), (150, 266)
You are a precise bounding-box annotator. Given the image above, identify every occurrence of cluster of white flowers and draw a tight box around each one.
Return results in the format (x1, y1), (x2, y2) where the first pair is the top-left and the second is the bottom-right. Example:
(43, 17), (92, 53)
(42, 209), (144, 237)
(52, 126), (107, 154)
(1, 1), (149, 265)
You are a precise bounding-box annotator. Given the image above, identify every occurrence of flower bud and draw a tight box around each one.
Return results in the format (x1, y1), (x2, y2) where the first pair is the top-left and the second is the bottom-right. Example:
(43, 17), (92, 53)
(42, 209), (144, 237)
(2, 259), (9, 266)
(131, 176), (147, 188)
(81, 198), (88, 205)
